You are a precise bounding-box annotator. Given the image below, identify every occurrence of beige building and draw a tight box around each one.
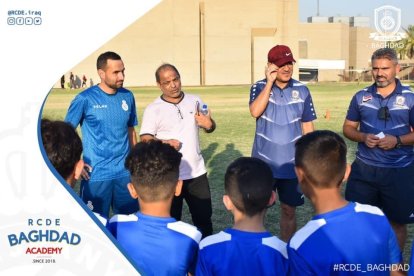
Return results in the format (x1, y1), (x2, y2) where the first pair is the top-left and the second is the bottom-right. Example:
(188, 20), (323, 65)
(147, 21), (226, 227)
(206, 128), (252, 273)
(298, 22), (380, 82)
(58, 0), (383, 88)
(59, 0), (299, 87)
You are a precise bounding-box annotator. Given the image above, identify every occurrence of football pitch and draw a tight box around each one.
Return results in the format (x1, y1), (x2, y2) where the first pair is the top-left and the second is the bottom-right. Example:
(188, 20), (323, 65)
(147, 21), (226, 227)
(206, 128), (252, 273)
(42, 82), (414, 260)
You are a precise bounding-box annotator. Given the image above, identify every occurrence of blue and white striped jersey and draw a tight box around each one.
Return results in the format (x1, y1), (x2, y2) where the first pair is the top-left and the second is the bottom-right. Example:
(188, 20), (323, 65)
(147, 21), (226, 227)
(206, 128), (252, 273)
(346, 79), (414, 167)
(250, 78), (317, 178)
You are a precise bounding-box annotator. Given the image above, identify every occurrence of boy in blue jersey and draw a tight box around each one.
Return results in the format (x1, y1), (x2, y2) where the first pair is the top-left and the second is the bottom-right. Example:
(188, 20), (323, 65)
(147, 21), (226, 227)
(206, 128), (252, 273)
(249, 45), (317, 242)
(107, 140), (201, 275)
(196, 157), (288, 275)
(288, 130), (402, 275)
(65, 51), (138, 218)
(343, 47), (414, 252)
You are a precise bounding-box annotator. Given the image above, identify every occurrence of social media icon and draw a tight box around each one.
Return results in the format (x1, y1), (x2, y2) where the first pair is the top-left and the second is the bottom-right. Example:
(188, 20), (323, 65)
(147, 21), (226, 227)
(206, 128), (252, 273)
(16, 17), (24, 25)
(25, 17), (33, 25)
(34, 17), (42, 25)
(7, 17), (15, 25)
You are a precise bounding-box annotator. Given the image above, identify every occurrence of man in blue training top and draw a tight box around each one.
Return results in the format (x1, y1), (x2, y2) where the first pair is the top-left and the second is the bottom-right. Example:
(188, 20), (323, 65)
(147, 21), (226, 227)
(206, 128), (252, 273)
(249, 44), (317, 241)
(288, 130), (402, 275)
(107, 140), (201, 275)
(196, 157), (288, 275)
(65, 51), (138, 218)
(343, 47), (414, 252)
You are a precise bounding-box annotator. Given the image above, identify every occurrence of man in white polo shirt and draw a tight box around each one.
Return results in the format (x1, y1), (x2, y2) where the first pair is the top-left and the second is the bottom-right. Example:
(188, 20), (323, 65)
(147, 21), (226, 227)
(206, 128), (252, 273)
(140, 63), (216, 238)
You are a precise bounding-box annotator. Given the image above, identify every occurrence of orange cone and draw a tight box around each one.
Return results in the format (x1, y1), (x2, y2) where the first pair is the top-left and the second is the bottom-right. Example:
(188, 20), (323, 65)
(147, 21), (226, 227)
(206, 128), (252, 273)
(324, 109), (331, 120)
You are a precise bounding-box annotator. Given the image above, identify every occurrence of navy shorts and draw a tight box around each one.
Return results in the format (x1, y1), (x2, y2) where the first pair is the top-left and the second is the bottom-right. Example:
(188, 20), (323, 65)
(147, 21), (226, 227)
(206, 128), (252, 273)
(80, 175), (139, 218)
(345, 159), (414, 224)
(273, 178), (304, 207)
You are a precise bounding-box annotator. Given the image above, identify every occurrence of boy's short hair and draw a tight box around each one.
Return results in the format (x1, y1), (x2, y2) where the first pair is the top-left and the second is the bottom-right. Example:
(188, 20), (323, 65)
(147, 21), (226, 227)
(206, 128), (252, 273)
(295, 130), (347, 187)
(224, 157), (274, 217)
(125, 140), (182, 202)
(41, 119), (82, 180)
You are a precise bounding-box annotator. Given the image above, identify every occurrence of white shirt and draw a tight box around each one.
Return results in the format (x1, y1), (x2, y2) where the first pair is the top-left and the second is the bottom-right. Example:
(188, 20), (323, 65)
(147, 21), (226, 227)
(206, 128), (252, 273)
(140, 93), (207, 180)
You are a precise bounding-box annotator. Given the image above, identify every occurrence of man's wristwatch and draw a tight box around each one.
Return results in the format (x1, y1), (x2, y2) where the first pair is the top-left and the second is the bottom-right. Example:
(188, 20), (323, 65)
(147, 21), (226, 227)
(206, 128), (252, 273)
(395, 135), (402, 148)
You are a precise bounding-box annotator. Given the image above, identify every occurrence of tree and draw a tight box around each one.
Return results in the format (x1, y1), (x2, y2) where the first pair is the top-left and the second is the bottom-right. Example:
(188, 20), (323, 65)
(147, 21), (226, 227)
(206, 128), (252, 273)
(396, 25), (414, 59)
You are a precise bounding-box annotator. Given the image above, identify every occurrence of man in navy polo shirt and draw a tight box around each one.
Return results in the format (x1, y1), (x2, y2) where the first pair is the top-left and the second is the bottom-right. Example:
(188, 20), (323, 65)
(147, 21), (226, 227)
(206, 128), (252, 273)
(343, 47), (414, 252)
(249, 45), (317, 241)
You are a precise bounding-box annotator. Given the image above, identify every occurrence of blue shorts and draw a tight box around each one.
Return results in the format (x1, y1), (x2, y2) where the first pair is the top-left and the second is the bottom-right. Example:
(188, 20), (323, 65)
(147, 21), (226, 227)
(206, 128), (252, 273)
(80, 175), (139, 218)
(274, 178), (304, 207)
(345, 159), (414, 224)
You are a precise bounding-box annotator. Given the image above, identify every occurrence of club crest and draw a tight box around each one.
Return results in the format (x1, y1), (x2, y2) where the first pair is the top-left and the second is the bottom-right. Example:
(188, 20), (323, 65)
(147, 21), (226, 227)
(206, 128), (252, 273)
(122, 100), (129, 111)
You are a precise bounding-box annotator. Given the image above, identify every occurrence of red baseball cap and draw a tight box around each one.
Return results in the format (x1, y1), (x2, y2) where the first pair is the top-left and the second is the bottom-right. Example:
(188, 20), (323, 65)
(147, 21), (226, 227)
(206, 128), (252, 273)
(267, 45), (296, 67)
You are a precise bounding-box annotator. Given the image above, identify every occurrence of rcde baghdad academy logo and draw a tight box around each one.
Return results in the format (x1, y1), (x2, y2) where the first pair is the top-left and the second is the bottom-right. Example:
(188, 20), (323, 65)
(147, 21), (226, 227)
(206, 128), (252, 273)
(7, 218), (81, 263)
(370, 5), (406, 42)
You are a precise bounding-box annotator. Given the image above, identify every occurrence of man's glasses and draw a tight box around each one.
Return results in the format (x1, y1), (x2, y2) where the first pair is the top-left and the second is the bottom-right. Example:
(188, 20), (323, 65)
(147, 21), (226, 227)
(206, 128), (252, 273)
(174, 104), (183, 119)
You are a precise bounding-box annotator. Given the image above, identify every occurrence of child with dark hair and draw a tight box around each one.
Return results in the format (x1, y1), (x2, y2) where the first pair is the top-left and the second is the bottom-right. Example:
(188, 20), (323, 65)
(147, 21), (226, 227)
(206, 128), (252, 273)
(41, 119), (83, 186)
(196, 157), (288, 275)
(107, 140), (201, 275)
(288, 130), (402, 275)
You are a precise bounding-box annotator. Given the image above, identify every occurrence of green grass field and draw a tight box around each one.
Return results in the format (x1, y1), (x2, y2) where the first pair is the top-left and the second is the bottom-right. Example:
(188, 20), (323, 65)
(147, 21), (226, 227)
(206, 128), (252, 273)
(42, 82), (414, 260)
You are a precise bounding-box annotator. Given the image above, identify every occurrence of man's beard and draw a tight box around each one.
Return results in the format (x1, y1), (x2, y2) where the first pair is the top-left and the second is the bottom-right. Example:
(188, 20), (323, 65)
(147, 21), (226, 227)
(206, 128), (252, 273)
(375, 78), (391, 88)
(108, 81), (123, 90)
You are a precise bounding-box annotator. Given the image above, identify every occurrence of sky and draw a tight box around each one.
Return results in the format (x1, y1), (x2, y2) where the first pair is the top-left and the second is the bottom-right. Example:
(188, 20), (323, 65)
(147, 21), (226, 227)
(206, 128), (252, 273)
(299, 0), (414, 29)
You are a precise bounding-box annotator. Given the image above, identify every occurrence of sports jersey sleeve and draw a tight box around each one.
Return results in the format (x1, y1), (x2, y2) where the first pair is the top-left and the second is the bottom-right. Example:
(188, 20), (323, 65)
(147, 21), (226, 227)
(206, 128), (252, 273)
(139, 104), (157, 136)
(287, 245), (314, 275)
(195, 250), (212, 276)
(65, 94), (87, 128)
(188, 247), (199, 275)
(346, 94), (361, 122)
(249, 80), (266, 104)
(106, 220), (118, 238)
(128, 94), (138, 127)
(302, 90), (317, 122)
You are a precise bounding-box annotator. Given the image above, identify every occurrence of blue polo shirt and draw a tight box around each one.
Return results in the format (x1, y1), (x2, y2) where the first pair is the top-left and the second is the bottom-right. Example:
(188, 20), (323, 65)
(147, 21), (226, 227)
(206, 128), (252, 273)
(346, 80), (414, 167)
(250, 78), (317, 178)
(288, 202), (401, 275)
(65, 85), (138, 181)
